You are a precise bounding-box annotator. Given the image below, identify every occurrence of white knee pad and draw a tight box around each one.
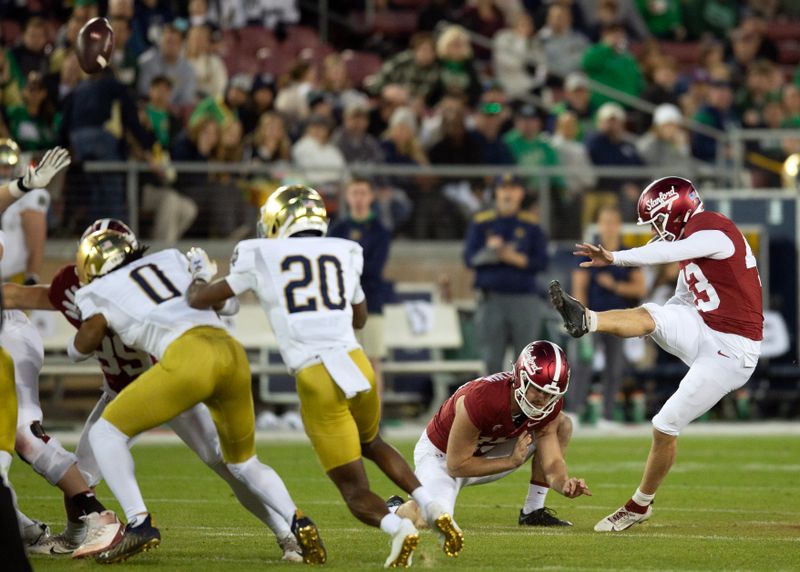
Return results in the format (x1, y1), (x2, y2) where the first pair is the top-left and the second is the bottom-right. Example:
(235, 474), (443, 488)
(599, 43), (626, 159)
(651, 411), (681, 437)
(16, 422), (77, 485)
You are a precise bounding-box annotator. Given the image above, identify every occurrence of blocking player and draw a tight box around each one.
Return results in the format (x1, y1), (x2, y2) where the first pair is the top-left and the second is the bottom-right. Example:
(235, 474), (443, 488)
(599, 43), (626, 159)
(549, 176), (763, 532)
(3, 218), (307, 562)
(186, 184), (464, 568)
(68, 230), (324, 564)
(390, 341), (591, 528)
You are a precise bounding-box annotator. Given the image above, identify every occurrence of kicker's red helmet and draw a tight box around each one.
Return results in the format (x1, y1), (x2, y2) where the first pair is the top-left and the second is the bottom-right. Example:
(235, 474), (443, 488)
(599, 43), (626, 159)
(637, 176), (703, 242)
(513, 341), (570, 420)
(80, 218), (139, 249)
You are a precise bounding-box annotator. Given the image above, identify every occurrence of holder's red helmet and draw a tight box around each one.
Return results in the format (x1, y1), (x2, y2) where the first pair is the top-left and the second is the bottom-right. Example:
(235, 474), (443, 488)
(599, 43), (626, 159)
(81, 218), (139, 249)
(512, 341), (569, 420)
(637, 176), (703, 242)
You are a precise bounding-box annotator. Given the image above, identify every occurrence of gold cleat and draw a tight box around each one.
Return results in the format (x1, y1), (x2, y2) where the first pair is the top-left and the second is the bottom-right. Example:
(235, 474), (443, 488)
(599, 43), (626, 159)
(291, 510), (327, 565)
(387, 533), (419, 568)
(433, 513), (464, 558)
(384, 519), (420, 569)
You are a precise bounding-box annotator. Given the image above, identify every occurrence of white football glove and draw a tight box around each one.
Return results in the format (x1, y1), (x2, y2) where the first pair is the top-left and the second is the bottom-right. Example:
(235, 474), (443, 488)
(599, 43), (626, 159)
(9, 147), (72, 198)
(187, 247), (218, 283)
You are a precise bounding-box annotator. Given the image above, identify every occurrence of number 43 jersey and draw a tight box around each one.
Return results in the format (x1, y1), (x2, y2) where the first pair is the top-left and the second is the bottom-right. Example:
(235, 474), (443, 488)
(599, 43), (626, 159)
(76, 249), (223, 360)
(225, 237), (366, 372)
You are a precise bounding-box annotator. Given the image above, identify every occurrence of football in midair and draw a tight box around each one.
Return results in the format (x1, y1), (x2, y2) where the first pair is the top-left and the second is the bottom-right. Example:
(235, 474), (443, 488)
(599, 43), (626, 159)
(75, 17), (114, 74)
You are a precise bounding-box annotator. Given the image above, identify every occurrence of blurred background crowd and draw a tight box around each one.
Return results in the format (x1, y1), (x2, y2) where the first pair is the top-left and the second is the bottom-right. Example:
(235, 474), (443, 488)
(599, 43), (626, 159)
(0, 0), (799, 242)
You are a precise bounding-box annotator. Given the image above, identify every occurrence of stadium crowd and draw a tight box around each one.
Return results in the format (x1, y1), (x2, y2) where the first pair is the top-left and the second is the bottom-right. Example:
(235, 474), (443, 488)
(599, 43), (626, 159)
(0, 0), (799, 241)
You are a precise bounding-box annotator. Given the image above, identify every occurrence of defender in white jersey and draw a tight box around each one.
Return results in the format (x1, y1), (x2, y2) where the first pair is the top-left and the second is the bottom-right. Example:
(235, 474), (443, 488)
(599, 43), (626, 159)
(187, 184), (464, 568)
(69, 232), (325, 564)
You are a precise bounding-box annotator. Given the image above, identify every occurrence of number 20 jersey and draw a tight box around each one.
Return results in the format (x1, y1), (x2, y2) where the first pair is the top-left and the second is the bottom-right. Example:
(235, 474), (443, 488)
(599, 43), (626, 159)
(678, 211), (763, 341)
(75, 249), (223, 360)
(226, 237), (366, 373)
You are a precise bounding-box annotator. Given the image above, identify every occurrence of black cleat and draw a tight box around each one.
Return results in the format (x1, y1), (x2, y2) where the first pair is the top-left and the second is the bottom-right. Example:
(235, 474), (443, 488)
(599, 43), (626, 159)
(94, 514), (160, 564)
(519, 507), (573, 527)
(386, 495), (405, 510)
(549, 280), (589, 338)
(291, 509), (326, 564)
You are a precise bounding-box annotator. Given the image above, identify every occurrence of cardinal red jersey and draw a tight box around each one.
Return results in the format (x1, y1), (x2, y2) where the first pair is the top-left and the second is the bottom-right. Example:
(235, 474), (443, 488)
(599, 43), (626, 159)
(426, 372), (562, 455)
(48, 264), (153, 393)
(678, 211), (763, 341)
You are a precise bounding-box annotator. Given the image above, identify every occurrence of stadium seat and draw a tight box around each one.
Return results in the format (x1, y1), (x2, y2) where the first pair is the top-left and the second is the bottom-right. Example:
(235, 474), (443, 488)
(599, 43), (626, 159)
(764, 21), (800, 42)
(0, 20), (21, 45)
(342, 50), (382, 88)
(350, 11), (419, 36)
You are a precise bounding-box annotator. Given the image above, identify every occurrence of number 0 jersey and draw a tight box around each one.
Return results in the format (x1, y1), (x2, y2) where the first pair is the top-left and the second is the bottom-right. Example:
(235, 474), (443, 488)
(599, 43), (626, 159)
(75, 249), (223, 360)
(225, 237), (366, 372)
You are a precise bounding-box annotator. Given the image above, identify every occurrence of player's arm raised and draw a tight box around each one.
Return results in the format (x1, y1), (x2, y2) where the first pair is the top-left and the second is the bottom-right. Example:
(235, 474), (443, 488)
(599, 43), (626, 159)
(185, 247), (239, 314)
(446, 396), (532, 478)
(0, 147), (71, 212)
(2, 283), (54, 311)
(533, 422), (591, 498)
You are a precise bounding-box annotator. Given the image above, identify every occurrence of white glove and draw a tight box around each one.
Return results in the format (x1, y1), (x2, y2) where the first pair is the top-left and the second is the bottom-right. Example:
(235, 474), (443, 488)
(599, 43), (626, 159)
(9, 147), (72, 198)
(187, 247), (218, 283)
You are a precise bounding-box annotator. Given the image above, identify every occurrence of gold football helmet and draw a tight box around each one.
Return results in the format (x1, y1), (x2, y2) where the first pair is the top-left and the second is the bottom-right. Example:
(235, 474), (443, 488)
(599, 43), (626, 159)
(258, 184), (328, 239)
(0, 138), (20, 167)
(76, 229), (137, 284)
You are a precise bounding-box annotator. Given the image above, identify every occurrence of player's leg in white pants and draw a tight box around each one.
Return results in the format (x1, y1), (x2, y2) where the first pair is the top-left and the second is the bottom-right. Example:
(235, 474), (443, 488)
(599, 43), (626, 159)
(167, 404), (292, 537)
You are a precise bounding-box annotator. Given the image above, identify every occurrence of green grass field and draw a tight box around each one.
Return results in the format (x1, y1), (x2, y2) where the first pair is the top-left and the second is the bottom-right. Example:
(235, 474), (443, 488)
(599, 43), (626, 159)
(11, 434), (800, 571)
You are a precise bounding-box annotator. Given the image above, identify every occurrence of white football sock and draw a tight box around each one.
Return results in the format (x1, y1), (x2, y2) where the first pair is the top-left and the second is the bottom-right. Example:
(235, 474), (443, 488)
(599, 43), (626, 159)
(631, 488), (655, 507)
(587, 310), (599, 332)
(226, 456), (297, 526)
(522, 483), (549, 514)
(211, 461), (291, 536)
(410, 486), (434, 516)
(380, 513), (403, 535)
(15, 508), (36, 529)
(88, 419), (147, 522)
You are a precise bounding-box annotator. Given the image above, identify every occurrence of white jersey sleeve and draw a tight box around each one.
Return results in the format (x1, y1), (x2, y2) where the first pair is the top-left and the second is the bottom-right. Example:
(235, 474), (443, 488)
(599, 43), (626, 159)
(75, 249), (223, 360)
(612, 230), (735, 267)
(227, 237), (364, 372)
(0, 188), (50, 276)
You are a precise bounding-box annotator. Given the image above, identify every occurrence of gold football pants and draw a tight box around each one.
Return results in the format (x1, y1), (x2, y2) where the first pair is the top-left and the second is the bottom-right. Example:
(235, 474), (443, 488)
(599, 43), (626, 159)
(102, 327), (256, 463)
(0, 348), (16, 455)
(296, 349), (380, 472)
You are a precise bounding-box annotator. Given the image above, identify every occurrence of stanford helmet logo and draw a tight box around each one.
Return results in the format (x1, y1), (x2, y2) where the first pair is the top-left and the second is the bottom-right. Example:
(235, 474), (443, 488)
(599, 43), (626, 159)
(645, 187), (679, 213)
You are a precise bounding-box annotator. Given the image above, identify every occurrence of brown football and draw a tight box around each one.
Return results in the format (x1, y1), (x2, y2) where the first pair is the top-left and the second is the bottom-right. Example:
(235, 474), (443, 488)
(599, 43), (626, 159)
(75, 17), (114, 74)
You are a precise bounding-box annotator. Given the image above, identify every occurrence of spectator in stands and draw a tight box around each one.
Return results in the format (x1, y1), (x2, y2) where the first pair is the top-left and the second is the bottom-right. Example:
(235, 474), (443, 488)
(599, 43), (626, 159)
(275, 60), (317, 128)
(139, 76), (199, 244)
(50, 11), (87, 77)
(306, 91), (336, 124)
(641, 56), (680, 108)
(568, 204), (646, 422)
(428, 25), (482, 107)
(503, 104), (565, 194)
(243, 112), (291, 164)
(691, 79), (736, 163)
(108, 15), (138, 89)
(635, 0), (684, 40)
(368, 83), (409, 139)
(636, 103), (691, 171)
(464, 174), (549, 374)
(0, 48), (22, 111)
(189, 73), (251, 128)
(8, 18), (50, 88)
(291, 114), (346, 205)
(320, 53), (362, 115)
(736, 60), (780, 128)
(241, 73), (276, 135)
(460, 0), (506, 61)
(579, 0), (649, 40)
(581, 22), (644, 108)
(474, 87), (514, 165)
(537, 2), (589, 81)
(418, 0), (459, 32)
(328, 177), (392, 395)
(782, 84), (800, 127)
(137, 23), (197, 108)
(60, 66), (154, 222)
(185, 24), (227, 100)
(492, 12), (547, 100)
(244, 0), (300, 29)
(683, 0), (739, 40)
(211, 119), (252, 238)
(6, 72), (58, 152)
(586, 102), (644, 220)
(551, 110), (596, 238)
(332, 101), (385, 164)
(679, 68), (710, 120)
(549, 71), (596, 140)
(130, 0), (174, 57)
(429, 105), (484, 165)
(366, 33), (440, 105)
(729, 28), (766, 90)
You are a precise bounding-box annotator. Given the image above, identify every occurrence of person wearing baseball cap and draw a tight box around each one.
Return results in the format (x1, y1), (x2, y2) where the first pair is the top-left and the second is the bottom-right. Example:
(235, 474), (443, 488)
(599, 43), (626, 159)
(636, 103), (691, 171)
(464, 173), (549, 374)
(503, 103), (566, 196)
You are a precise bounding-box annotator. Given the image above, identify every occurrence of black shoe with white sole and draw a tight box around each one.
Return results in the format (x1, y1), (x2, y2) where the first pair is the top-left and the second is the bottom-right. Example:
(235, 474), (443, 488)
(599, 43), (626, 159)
(518, 507), (573, 527)
(549, 280), (589, 338)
